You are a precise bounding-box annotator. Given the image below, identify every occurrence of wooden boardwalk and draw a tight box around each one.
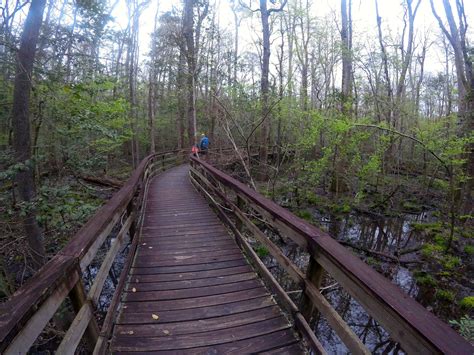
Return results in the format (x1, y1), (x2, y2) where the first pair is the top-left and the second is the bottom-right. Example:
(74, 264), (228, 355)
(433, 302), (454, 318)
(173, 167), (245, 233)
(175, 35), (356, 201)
(110, 165), (304, 353)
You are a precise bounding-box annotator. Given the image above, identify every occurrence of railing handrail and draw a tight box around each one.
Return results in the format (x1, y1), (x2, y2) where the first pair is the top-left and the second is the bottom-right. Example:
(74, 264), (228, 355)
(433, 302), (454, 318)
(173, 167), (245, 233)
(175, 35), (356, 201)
(0, 150), (183, 352)
(190, 155), (473, 354)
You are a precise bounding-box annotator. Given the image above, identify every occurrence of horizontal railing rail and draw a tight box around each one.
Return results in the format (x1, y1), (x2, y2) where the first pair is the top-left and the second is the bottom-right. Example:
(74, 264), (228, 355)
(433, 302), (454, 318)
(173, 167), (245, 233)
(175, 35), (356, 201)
(0, 150), (185, 354)
(189, 155), (473, 355)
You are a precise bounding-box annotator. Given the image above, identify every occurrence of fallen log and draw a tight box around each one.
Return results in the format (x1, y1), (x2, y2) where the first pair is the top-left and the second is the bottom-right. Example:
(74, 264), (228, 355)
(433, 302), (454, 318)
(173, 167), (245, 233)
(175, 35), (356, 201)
(79, 175), (123, 189)
(339, 240), (421, 266)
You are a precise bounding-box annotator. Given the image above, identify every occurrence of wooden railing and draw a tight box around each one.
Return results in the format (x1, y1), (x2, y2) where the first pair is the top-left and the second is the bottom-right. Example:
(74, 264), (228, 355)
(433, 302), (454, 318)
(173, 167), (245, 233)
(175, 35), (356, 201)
(189, 155), (473, 355)
(0, 150), (184, 354)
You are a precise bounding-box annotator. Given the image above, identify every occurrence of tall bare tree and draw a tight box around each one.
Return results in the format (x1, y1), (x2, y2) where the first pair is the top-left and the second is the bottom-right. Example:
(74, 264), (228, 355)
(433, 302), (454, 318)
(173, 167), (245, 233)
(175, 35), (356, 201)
(340, 0), (353, 113)
(255, 0), (287, 179)
(430, 0), (473, 184)
(183, 0), (208, 147)
(12, 0), (47, 270)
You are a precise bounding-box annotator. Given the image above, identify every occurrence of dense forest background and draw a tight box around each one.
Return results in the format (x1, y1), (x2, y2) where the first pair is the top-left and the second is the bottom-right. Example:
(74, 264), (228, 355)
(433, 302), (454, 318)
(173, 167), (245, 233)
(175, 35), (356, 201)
(0, 0), (473, 346)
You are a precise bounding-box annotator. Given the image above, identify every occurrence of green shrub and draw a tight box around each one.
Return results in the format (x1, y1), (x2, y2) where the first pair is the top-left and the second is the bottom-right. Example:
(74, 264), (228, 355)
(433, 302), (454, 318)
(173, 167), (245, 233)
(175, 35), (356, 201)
(435, 289), (455, 302)
(255, 245), (269, 258)
(463, 245), (474, 255)
(442, 255), (461, 270)
(296, 210), (312, 221)
(449, 315), (474, 342)
(421, 243), (443, 258)
(459, 296), (474, 310)
(414, 272), (437, 287)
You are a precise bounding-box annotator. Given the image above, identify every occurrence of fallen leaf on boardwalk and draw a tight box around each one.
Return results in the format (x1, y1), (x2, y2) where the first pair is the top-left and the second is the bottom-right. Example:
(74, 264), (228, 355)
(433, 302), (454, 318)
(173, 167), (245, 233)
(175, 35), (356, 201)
(174, 255), (192, 260)
(152, 314), (159, 320)
(128, 330), (134, 335)
(163, 330), (170, 335)
(148, 246), (153, 249)
(142, 242), (147, 246)
(132, 287), (137, 292)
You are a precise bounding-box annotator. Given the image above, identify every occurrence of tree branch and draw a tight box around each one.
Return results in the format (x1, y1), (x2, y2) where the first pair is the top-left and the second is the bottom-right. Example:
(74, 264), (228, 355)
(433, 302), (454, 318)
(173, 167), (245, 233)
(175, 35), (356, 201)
(352, 124), (452, 177)
(429, 0), (454, 45)
(268, 0), (288, 14)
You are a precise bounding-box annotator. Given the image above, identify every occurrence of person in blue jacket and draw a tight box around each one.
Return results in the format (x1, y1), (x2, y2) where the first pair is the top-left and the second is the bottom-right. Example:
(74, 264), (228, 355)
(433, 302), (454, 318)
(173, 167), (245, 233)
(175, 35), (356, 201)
(199, 133), (209, 155)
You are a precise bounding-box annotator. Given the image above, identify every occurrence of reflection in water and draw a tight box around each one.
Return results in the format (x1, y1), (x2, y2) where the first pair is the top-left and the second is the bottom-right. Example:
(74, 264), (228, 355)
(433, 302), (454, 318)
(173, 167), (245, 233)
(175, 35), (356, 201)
(317, 211), (428, 353)
(259, 210), (431, 354)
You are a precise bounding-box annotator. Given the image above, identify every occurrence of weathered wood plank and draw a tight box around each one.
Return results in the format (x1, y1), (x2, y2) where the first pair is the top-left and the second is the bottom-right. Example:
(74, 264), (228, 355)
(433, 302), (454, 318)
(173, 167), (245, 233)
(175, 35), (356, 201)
(111, 317), (291, 351)
(133, 253), (244, 268)
(135, 248), (240, 260)
(126, 272), (257, 291)
(56, 301), (94, 355)
(129, 264), (252, 281)
(123, 279), (262, 302)
(137, 243), (237, 255)
(118, 296), (275, 323)
(130, 259), (248, 274)
(115, 307), (282, 337)
(121, 288), (268, 311)
(113, 329), (299, 354)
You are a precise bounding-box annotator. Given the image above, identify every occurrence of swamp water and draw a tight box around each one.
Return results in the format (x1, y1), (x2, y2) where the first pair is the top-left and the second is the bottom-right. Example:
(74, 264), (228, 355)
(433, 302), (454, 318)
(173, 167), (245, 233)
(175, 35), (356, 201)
(257, 209), (438, 354)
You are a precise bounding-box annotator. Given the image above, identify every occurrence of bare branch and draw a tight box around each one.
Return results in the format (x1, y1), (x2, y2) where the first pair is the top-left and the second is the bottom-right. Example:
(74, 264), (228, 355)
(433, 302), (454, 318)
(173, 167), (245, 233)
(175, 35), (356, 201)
(352, 124), (452, 177)
(268, 0), (288, 14)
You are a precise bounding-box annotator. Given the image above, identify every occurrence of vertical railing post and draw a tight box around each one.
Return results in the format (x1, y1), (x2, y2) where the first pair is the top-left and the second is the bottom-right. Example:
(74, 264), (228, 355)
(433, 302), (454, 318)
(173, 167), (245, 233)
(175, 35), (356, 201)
(69, 278), (99, 350)
(235, 196), (244, 233)
(300, 257), (325, 325)
(127, 200), (136, 240)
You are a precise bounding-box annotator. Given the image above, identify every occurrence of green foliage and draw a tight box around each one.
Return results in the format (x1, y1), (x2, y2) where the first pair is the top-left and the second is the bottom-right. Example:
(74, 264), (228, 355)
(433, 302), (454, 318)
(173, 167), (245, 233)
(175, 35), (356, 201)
(36, 183), (102, 247)
(296, 210), (312, 221)
(421, 243), (444, 258)
(255, 245), (269, 258)
(366, 257), (380, 267)
(402, 200), (423, 212)
(449, 316), (474, 341)
(411, 221), (443, 234)
(414, 271), (438, 287)
(435, 289), (455, 302)
(459, 296), (474, 310)
(36, 78), (132, 173)
(463, 245), (474, 255)
(441, 255), (461, 270)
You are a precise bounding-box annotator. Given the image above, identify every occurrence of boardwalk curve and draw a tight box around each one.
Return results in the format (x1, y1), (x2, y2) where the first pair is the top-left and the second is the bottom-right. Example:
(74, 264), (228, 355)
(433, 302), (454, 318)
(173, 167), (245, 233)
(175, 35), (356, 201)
(110, 165), (304, 353)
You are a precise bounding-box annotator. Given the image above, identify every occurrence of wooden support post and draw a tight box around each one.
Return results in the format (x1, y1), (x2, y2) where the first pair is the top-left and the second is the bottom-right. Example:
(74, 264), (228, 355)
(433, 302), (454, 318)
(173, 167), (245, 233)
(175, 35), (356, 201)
(127, 201), (136, 241)
(300, 257), (324, 325)
(69, 279), (99, 350)
(235, 196), (244, 232)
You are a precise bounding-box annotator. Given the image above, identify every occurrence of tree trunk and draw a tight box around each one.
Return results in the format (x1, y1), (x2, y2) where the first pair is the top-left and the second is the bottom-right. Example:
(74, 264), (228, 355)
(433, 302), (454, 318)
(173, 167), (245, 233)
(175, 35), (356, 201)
(176, 48), (186, 149)
(184, 0), (197, 147)
(148, 6), (160, 154)
(431, 0), (474, 208)
(12, 0), (47, 270)
(258, 0), (271, 179)
(375, 0), (393, 126)
(340, 0), (353, 113)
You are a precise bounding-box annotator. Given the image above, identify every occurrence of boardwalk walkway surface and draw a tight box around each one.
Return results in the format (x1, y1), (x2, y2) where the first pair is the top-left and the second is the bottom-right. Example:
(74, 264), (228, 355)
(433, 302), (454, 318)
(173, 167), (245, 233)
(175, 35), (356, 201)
(110, 165), (304, 353)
